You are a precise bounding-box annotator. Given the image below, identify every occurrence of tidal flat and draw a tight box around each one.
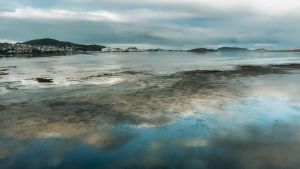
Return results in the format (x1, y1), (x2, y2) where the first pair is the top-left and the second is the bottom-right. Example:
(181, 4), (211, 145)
(1, 52), (300, 169)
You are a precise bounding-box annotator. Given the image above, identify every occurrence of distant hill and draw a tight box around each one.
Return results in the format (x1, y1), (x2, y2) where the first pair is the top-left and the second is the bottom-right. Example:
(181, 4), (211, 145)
(23, 38), (74, 47)
(23, 38), (105, 51)
(286, 49), (300, 52)
(187, 48), (216, 52)
(146, 48), (166, 52)
(270, 49), (300, 52)
(0, 38), (106, 57)
(254, 48), (268, 52)
(187, 47), (250, 53)
(217, 47), (250, 52)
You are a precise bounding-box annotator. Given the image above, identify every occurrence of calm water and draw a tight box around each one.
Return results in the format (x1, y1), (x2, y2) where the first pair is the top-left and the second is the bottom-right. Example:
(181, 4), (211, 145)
(1, 51), (300, 169)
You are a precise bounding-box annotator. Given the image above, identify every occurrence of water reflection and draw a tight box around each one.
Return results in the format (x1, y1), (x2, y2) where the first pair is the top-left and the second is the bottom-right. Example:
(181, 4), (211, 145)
(2, 103), (300, 169)
(1, 53), (300, 169)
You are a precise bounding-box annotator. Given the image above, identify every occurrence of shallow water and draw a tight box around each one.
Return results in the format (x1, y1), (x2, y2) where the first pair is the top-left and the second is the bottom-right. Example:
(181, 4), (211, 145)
(1, 52), (300, 169)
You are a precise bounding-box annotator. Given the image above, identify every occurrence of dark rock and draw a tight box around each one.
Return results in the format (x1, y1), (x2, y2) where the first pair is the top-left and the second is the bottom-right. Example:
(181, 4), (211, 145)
(35, 78), (54, 83)
(0, 66), (17, 69)
(0, 72), (8, 75)
(0, 69), (9, 71)
(0, 105), (6, 111)
(270, 63), (300, 69)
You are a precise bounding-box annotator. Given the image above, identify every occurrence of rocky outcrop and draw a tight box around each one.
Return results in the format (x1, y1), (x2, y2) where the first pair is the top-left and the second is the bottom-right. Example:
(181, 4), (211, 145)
(35, 78), (54, 83)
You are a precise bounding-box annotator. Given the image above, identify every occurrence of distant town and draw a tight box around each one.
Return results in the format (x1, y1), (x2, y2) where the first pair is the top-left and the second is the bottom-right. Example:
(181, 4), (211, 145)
(0, 43), (145, 55)
(0, 43), (74, 55)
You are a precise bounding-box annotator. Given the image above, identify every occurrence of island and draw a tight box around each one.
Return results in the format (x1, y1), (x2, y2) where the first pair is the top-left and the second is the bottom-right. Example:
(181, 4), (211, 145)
(187, 48), (216, 52)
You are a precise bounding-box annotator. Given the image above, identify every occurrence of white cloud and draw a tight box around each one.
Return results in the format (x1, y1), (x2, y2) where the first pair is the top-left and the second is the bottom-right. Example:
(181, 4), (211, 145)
(84, 0), (300, 16)
(0, 7), (204, 23)
(98, 0), (300, 14)
(1, 0), (300, 23)
(0, 7), (124, 22)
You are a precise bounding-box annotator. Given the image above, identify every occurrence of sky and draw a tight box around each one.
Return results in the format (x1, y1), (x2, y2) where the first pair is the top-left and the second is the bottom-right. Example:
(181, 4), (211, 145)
(0, 0), (300, 49)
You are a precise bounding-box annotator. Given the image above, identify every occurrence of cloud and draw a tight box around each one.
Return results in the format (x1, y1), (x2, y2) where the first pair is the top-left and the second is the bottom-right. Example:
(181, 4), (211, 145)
(1, 0), (300, 48)
(67, 0), (300, 17)
(0, 7), (206, 23)
(0, 7), (124, 22)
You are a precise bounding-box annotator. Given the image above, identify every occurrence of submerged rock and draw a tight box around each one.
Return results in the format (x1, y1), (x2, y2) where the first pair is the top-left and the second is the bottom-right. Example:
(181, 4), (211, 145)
(0, 67), (11, 75)
(0, 72), (8, 75)
(0, 66), (17, 69)
(0, 69), (9, 71)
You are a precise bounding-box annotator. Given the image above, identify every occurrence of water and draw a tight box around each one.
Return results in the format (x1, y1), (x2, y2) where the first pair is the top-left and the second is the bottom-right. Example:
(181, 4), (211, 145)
(1, 51), (300, 169)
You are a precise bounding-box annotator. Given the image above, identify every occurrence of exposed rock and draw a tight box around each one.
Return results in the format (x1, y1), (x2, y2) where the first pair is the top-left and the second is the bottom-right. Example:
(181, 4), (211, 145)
(0, 69), (9, 71)
(0, 72), (8, 75)
(35, 78), (54, 83)
(270, 63), (300, 69)
(0, 66), (17, 69)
